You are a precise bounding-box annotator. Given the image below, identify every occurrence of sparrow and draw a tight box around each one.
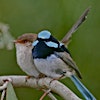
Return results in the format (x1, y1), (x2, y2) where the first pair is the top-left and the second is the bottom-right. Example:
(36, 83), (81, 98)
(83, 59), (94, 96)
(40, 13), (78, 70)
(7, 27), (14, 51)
(14, 33), (41, 78)
(32, 30), (96, 100)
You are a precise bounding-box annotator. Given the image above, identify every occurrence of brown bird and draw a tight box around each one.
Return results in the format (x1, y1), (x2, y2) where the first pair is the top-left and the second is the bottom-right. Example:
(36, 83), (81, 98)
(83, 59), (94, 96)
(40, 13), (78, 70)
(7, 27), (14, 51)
(14, 33), (41, 78)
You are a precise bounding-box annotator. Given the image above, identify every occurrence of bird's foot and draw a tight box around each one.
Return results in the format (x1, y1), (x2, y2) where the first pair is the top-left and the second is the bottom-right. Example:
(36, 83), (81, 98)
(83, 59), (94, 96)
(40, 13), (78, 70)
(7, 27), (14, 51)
(38, 73), (46, 78)
(50, 75), (64, 84)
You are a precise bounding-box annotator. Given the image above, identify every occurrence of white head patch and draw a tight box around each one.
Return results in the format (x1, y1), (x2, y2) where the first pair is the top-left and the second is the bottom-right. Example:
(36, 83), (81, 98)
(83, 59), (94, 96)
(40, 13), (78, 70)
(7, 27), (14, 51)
(45, 41), (58, 48)
(38, 30), (51, 39)
(32, 40), (39, 46)
(60, 43), (64, 47)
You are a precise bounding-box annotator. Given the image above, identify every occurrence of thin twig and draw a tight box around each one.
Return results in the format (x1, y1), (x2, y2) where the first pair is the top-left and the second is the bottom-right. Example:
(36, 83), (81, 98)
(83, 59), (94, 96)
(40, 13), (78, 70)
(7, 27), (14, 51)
(40, 89), (51, 100)
(61, 6), (91, 44)
(0, 81), (9, 91)
(46, 91), (57, 100)
(1, 89), (6, 100)
(0, 78), (12, 100)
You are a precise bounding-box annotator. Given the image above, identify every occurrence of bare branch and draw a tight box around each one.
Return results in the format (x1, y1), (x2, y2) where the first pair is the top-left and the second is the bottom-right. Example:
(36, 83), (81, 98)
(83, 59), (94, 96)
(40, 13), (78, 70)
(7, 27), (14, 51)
(61, 7), (91, 44)
(42, 89), (57, 100)
(0, 75), (82, 100)
(40, 89), (52, 100)
(0, 81), (9, 91)
(1, 90), (6, 100)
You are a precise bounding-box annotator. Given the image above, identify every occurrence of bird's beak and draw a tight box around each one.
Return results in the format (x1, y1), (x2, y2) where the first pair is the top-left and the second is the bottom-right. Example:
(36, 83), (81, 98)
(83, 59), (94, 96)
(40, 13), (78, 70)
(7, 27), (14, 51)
(13, 40), (17, 43)
(12, 40), (17, 43)
(13, 40), (21, 43)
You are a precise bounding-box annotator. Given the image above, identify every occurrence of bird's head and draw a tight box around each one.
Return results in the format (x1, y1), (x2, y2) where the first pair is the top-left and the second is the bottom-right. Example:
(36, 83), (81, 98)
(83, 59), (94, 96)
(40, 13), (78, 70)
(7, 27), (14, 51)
(14, 33), (37, 47)
(32, 30), (60, 48)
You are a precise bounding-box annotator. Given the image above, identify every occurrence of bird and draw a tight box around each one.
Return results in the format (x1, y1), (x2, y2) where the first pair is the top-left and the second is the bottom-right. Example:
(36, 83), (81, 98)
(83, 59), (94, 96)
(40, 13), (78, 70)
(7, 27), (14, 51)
(14, 33), (42, 78)
(32, 30), (96, 100)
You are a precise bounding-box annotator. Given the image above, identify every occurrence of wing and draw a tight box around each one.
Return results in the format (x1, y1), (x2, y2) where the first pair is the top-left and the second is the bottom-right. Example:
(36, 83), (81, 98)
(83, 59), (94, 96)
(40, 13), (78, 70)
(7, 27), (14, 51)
(54, 51), (82, 79)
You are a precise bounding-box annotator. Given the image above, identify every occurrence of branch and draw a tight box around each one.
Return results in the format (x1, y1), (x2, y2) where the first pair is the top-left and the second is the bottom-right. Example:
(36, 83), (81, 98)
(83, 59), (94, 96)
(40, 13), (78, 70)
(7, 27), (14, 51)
(0, 75), (82, 100)
(61, 6), (91, 44)
(1, 90), (6, 100)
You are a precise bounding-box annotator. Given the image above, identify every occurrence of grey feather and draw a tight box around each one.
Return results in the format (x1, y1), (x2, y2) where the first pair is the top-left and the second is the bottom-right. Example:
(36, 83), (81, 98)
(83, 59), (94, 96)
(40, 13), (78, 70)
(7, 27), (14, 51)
(54, 51), (82, 79)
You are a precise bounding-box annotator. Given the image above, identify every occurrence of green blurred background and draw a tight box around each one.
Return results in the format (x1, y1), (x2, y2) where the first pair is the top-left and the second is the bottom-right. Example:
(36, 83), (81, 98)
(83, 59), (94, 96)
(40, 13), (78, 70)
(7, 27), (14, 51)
(0, 0), (100, 99)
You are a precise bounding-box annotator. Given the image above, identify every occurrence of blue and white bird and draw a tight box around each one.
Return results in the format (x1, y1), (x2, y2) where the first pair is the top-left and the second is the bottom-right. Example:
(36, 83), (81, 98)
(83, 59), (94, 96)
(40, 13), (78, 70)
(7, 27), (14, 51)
(32, 30), (96, 100)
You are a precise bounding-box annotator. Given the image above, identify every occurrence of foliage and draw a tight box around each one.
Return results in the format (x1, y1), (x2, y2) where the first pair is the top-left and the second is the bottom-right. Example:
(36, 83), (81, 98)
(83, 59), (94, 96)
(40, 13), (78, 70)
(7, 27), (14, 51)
(6, 82), (18, 100)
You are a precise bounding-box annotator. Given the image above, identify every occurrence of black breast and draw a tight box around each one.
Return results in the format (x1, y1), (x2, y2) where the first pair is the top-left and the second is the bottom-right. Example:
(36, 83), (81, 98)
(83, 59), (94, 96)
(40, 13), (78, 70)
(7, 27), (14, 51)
(32, 41), (54, 58)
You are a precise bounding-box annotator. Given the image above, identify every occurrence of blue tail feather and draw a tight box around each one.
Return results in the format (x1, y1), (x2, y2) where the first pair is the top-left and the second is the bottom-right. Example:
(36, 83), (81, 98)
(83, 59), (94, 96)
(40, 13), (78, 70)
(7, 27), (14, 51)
(70, 75), (96, 100)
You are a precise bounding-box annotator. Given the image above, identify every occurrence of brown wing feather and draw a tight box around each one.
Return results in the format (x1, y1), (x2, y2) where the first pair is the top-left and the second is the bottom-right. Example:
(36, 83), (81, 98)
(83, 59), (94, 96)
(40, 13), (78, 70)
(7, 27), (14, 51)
(54, 51), (82, 79)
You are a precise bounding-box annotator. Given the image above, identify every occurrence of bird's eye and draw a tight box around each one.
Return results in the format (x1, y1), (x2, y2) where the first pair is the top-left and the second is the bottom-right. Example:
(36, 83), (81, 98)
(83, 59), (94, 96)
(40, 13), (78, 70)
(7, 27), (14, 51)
(23, 40), (28, 43)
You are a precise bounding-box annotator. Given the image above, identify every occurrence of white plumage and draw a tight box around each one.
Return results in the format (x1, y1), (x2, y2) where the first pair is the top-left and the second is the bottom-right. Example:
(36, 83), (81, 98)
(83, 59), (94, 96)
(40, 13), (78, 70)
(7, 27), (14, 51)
(34, 54), (75, 79)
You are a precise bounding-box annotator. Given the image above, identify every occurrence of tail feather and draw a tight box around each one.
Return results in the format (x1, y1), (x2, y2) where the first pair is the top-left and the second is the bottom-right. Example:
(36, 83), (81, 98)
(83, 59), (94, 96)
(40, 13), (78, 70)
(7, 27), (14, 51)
(70, 75), (96, 100)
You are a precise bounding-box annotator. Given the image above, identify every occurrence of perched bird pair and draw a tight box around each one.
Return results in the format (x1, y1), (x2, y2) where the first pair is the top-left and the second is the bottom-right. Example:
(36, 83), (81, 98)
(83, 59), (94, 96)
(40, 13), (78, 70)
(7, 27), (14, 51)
(14, 30), (96, 100)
